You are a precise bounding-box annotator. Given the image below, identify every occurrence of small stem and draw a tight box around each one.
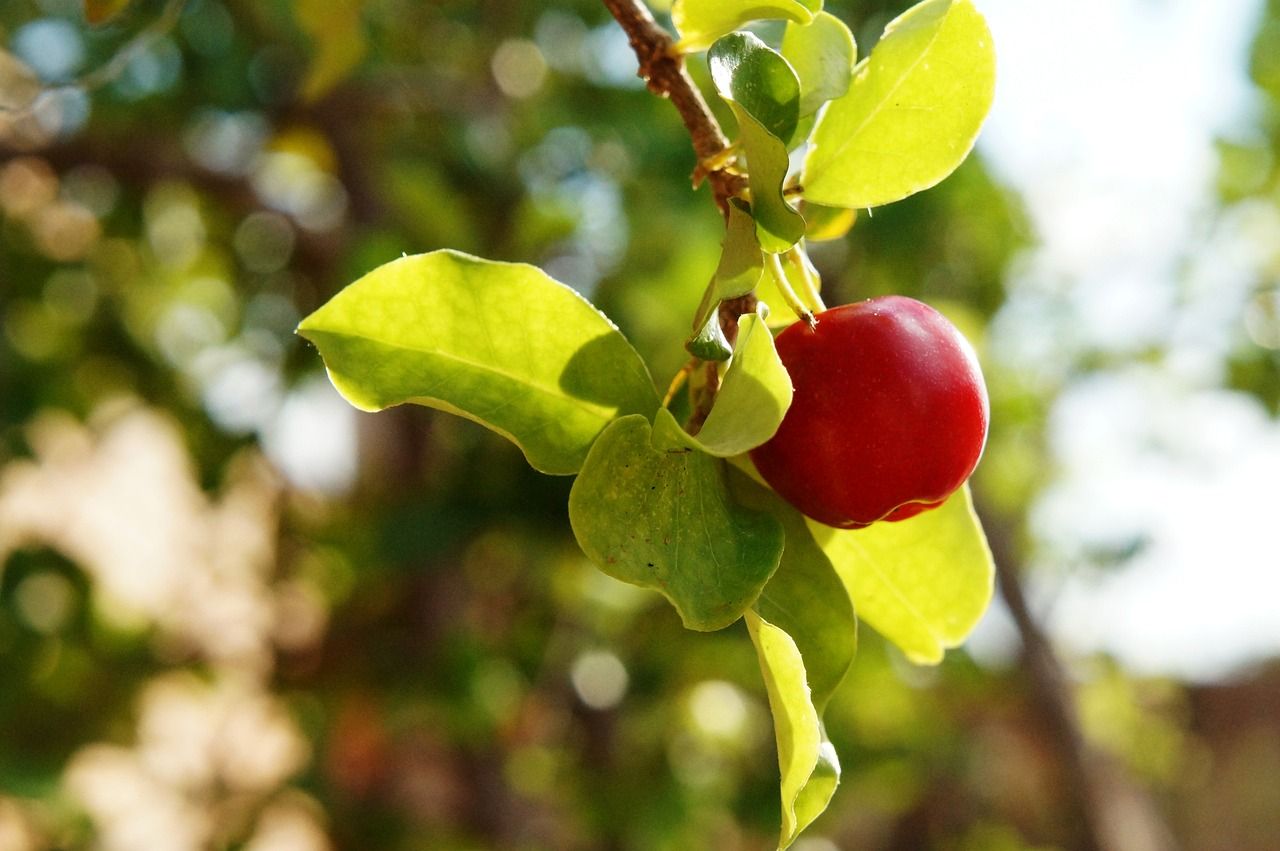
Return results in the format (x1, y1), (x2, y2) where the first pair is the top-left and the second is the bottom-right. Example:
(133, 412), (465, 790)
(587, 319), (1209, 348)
(662, 359), (696, 408)
(600, 0), (746, 212)
(786, 248), (826, 313)
(686, 361), (721, 435)
(601, 0), (752, 425)
(766, 252), (816, 327)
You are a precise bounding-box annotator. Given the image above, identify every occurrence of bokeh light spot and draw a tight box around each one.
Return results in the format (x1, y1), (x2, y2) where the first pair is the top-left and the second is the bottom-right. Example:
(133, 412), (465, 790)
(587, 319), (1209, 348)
(570, 649), (628, 710)
(491, 39), (547, 99)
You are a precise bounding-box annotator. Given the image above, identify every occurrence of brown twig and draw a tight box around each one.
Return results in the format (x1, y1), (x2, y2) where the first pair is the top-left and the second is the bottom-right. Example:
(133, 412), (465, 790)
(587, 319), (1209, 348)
(602, 0), (757, 431)
(983, 506), (1180, 851)
(600, 0), (746, 212)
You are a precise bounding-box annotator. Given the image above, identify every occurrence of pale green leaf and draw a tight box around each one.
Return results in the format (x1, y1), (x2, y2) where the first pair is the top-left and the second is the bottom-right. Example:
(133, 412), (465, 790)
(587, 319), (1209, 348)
(297, 250), (658, 476)
(747, 610), (841, 849)
(688, 199), (765, 348)
(673, 0), (822, 53)
(671, 311), (792, 457)
(708, 33), (807, 253)
(792, 743), (839, 844)
(568, 410), (783, 631)
(806, 485), (994, 664)
(801, 0), (996, 208)
(782, 11), (857, 116)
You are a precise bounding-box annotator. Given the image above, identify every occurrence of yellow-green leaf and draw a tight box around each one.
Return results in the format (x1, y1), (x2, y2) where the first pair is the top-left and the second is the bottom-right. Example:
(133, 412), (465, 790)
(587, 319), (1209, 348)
(689, 311), (793, 457)
(747, 610), (841, 849)
(781, 11), (857, 117)
(801, 0), (996, 209)
(672, 0), (822, 53)
(297, 250), (658, 476)
(806, 485), (993, 664)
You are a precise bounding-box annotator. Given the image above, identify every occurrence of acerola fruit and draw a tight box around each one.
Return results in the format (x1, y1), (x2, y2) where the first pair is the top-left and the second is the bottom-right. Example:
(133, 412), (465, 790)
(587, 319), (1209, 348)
(750, 296), (989, 529)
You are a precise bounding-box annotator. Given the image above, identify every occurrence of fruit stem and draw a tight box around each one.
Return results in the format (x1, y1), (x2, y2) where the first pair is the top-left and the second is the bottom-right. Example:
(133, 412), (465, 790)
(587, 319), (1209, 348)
(766, 251), (817, 327)
(785, 247), (826, 313)
(662, 358), (697, 408)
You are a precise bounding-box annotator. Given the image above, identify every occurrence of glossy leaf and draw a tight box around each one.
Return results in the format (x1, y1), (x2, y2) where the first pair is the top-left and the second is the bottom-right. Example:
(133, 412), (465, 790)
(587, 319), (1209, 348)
(709, 32), (801, 143)
(568, 410), (783, 631)
(801, 0), (996, 209)
(708, 34), (806, 253)
(687, 311), (734, 362)
(674, 311), (793, 457)
(297, 250), (658, 476)
(806, 485), (993, 664)
(672, 0), (822, 53)
(688, 200), (765, 346)
(782, 12), (857, 117)
(746, 611), (841, 849)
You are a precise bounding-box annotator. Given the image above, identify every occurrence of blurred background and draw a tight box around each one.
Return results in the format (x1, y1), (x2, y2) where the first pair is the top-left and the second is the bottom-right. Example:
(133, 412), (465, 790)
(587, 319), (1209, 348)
(2, 0), (1279, 848)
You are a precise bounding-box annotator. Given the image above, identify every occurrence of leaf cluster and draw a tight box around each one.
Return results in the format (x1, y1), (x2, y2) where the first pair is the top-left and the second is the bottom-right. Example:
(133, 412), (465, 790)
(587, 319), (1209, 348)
(298, 1), (997, 846)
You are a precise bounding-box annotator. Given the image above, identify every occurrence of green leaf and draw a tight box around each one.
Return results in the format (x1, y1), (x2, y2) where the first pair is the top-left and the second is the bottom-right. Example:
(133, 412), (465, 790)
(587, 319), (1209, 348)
(688, 200), (765, 348)
(746, 610), (841, 849)
(708, 33), (801, 143)
(568, 410), (783, 631)
(731, 468), (855, 709)
(672, 311), (792, 457)
(672, 0), (822, 53)
(297, 250), (658, 476)
(801, 0), (996, 209)
(737, 112), (807, 253)
(806, 486), (993, 664)
(708, 34), (807, 253)
(781, 11), (857, 117)
(687, 311), (734, 362)
(731, 465), (853, 847)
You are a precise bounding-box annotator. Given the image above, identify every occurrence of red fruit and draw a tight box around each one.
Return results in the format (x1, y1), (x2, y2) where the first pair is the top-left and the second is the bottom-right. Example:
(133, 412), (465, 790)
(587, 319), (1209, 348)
(750, 296), (989, 529)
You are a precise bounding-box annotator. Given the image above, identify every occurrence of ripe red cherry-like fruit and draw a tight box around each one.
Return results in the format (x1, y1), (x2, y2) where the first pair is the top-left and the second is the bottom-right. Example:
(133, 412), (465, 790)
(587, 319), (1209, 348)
(750, 296), (989, 529)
